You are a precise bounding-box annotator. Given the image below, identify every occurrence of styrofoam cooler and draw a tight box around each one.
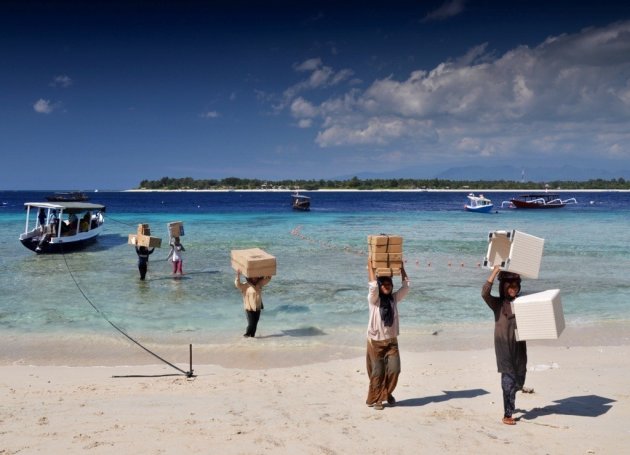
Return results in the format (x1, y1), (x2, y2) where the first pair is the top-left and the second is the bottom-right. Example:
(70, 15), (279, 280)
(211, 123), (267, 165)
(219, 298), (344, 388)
(483, 230), (545, 279)
(511, 289), (565, 341)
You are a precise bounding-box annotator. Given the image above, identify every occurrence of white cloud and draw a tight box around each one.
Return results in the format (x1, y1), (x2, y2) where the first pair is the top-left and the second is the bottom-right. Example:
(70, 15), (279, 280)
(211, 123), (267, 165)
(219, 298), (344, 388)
(294, 20), (630, 165)
(290, 97), (318, 118)
(422, 0), (467, 22)
(279, 58), (355, 109)
(33, 99), (54, 114)
(50, 75), (73, 88)
(201, 111), (220, 119)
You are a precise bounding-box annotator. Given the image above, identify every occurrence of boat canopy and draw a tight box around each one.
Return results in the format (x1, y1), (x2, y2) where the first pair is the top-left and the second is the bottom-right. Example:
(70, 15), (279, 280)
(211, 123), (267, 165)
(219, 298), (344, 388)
(24, 202), (106, 214)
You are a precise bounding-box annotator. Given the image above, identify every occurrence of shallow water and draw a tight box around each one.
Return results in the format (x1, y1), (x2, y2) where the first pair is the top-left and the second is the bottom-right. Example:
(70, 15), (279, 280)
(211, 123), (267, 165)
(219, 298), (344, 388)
(1, 190), (629, 362)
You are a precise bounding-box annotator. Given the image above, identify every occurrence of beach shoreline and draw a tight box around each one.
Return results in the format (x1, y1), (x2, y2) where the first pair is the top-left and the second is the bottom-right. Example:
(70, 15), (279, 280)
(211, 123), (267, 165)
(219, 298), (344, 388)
(3, 319), (628, 369)
(2, 340), (628, 454)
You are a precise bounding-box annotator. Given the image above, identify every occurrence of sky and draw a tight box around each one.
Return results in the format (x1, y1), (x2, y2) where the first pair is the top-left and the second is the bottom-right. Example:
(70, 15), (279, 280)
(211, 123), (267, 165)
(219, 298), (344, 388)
(1, 0), (630, 190)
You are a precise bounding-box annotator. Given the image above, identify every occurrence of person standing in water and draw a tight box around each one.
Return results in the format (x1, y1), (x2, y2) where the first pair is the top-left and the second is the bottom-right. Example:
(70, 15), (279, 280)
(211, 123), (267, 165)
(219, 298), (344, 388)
(166, 237), (185, 275)
(234, 269), (271, 338)
(135, 246), (155, 280)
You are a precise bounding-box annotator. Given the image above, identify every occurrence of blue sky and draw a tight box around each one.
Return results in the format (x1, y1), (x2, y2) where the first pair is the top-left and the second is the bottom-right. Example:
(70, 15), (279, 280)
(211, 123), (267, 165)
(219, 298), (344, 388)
(2, 0), (630, 190)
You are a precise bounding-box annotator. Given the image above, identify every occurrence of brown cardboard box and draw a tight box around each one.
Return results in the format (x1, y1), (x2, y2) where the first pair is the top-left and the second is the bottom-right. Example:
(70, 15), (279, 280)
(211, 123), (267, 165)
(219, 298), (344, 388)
(368, 235), (404, 269)
(369, 243), (403, 253)
(375, 267), (401, 277)
(168, 221), (184, 238)
(137, 223), (151, 236)
(128, 234), (162, 248)
(231, 248), (277, 277)
(368, 235), (403, 246)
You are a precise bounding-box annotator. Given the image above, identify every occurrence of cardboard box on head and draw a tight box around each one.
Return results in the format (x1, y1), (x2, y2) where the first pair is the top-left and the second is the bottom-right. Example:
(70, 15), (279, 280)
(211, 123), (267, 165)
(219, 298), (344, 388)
(231, 248), (276, 278)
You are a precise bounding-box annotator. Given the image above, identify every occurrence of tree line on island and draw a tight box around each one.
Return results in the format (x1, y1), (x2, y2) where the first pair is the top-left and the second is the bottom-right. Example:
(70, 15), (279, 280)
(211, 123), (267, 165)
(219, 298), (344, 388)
(138, 176), (630, 191)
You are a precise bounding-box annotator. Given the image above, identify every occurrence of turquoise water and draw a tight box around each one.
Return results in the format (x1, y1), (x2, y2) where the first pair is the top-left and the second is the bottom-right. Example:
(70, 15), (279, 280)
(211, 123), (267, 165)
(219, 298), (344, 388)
(1, 191), (629, 352)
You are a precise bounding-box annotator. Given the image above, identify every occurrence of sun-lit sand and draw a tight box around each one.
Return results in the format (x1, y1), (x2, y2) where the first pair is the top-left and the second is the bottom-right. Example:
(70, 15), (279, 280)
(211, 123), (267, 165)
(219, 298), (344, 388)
(2, 323), (629, 454)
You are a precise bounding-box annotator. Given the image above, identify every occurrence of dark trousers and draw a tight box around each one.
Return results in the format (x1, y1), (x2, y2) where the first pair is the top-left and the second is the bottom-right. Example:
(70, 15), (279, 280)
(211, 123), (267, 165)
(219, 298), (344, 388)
(138, 264), (148, 280)
(501, 373), (526, 417)
(245, 310), (261, 337)
(366, 338), (401, 405)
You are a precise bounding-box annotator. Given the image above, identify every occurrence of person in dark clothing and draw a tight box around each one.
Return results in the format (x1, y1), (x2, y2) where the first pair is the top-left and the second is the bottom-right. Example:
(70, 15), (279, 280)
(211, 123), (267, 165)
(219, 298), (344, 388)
(135, 246), (155, 280)
(482, 265), (528, 425)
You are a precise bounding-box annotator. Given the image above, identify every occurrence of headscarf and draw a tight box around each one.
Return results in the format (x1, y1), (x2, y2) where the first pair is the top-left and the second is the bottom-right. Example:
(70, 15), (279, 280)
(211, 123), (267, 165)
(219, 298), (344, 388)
(377, 276), (394, 327)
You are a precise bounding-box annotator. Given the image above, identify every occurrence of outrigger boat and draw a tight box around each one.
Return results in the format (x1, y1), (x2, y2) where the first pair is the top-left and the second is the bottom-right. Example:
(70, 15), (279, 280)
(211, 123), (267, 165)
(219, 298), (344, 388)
(464, 193), (494, 213)
(19, 202), (106, 253)
(502, 193), (578, 209)
(291, 191), (311, 211)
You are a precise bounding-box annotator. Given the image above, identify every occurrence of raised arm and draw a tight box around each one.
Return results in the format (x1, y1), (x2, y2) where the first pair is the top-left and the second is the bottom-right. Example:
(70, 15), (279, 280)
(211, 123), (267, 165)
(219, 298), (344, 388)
(368, 258), (376, 282)
(487, 265), (501, 284)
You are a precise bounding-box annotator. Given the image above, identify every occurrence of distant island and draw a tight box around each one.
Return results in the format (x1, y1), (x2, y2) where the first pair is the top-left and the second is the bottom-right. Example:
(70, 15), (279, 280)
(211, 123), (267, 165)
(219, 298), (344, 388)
(137, 176), (630, 191)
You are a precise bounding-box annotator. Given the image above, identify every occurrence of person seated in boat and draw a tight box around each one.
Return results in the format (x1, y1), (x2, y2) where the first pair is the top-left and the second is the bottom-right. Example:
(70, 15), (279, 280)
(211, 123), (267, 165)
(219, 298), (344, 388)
(79, 212), (91, 232)
(62, 213), (78, 235)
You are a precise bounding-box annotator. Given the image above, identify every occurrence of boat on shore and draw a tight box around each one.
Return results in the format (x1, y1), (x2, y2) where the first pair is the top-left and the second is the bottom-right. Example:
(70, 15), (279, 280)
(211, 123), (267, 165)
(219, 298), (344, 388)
(291, 191), (311, 211)
(464, 193), (494, 213)
(502, 193), (578, 209)
(19, 202), (106, 253)
(46, 191), (90, 202)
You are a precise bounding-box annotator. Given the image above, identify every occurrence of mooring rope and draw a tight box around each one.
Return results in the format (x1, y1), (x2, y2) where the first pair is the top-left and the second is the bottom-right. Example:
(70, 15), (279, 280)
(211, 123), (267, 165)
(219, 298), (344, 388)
(60, 249), (193, 377)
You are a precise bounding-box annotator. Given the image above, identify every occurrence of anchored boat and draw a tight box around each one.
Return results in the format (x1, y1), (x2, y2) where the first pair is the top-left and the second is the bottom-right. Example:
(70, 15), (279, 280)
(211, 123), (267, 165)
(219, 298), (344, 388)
(19, 201), (106, 253)
(464, 193), (494, 213)
(502, 193), (577, 209)
(291, 191), (311, 211)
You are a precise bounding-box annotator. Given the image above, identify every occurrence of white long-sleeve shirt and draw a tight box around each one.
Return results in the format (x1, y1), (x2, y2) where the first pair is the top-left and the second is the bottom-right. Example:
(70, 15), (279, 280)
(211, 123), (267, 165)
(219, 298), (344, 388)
(366, 279), (410, 341)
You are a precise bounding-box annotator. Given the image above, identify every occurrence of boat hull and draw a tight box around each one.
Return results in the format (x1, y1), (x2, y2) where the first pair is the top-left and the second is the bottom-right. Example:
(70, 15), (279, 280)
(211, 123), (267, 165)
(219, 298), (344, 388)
(20, 234), (100, 254)
(465, 204), (494, 213)
(511, 200), (565, 209)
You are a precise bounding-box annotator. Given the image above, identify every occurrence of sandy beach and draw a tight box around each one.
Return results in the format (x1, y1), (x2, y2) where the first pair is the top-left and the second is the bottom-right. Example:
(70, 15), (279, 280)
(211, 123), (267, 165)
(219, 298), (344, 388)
(2, 324), (629, 455)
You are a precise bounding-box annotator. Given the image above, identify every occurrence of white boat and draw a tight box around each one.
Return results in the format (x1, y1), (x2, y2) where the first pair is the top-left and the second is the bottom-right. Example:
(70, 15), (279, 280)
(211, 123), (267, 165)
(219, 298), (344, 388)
(19, 202), (106, 254)
(464, 193), (494, 213)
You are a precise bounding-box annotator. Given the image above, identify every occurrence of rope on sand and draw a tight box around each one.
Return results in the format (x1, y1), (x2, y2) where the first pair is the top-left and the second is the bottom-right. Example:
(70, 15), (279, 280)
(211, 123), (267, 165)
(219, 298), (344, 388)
(60, 247), (194, 378)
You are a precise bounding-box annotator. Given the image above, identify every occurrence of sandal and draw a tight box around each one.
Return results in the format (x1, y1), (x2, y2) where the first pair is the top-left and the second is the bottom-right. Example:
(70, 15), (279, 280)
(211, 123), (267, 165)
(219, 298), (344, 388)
(502, 416), (516, 425)
(374, 402), (384, 410)
(521, 387), (534, 394)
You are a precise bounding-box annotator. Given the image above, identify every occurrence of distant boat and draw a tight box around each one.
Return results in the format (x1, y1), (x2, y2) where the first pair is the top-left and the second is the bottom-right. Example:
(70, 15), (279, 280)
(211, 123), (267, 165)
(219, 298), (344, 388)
(46, 191), (90, 202)
(291, 191), (311, 211)
(464, 193), (494, 213)
(19, 201), (106, 254)
(502, 193), (578, 209)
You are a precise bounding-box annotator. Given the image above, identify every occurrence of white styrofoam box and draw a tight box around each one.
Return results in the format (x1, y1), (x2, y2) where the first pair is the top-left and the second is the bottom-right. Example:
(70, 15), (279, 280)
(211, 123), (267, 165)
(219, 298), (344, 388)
(511, 289), (565, 341)
(483, 230), (545, 279)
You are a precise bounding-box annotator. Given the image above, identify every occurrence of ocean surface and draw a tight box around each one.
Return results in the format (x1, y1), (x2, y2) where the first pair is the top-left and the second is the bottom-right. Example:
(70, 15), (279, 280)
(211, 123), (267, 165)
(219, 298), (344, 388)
(1, 190), (629, 363)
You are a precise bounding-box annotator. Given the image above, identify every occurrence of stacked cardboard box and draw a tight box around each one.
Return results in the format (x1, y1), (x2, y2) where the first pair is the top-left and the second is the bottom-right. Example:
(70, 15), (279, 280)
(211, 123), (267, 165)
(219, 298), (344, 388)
(368, 235), (403, 277)
(231, 248), (276, 277)
(511, 289), (565, 341)
(128, 223), (162, 248)
(138, 223), (151, 236)
(168, 221), (184, 238)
